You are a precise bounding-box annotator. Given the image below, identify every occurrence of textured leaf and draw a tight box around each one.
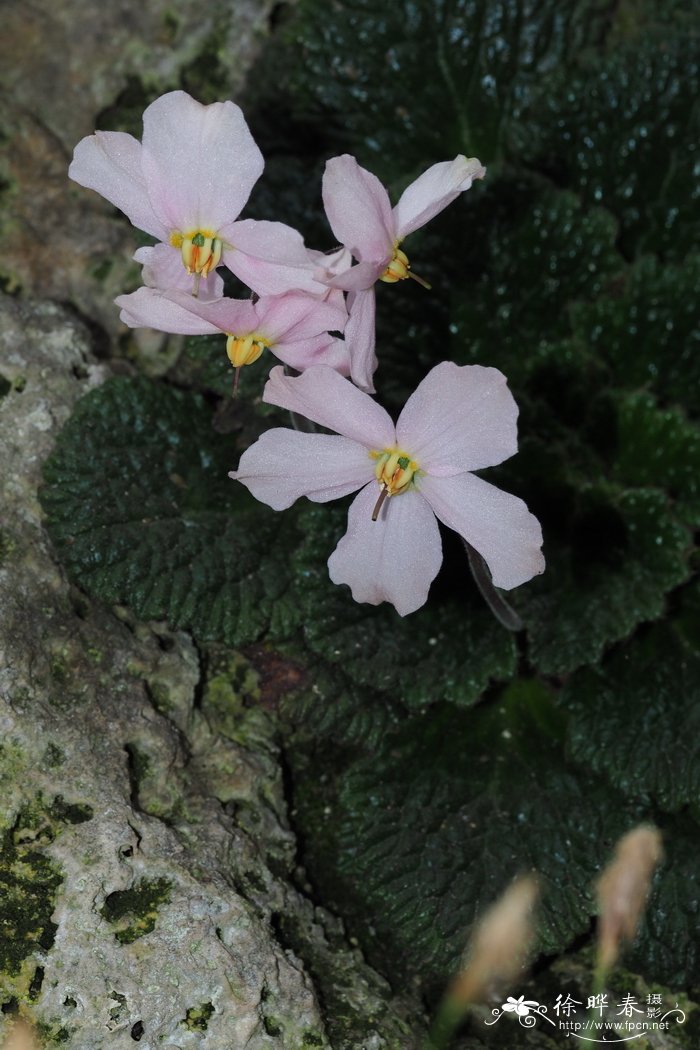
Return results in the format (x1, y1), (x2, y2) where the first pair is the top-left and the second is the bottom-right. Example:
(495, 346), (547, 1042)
(570, 255), (700, 417)
(293, 680), (636, 991)
(42, 377), (299, 646)
(515, 32), (700, 259)
(612, 394), (700, 526)
(563, 603), (700, 813)
(286, 0), (612, 170)
(516, 482), (691, 675)
(287, 503), (518, 710)
(450, 188), (622, 380)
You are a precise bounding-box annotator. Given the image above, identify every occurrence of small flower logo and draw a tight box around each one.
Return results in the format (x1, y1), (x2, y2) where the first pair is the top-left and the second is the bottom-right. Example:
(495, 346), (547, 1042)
(502, 995), (540, 1017)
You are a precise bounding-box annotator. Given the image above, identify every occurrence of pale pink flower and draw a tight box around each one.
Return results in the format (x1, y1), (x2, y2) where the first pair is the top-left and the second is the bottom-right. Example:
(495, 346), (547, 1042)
(230, 363), (544, 615)
(116, 287), (350, 375)
(320, 154), (486, 391)
(133, 244), (225, 300)
(69, 91), (324, 296)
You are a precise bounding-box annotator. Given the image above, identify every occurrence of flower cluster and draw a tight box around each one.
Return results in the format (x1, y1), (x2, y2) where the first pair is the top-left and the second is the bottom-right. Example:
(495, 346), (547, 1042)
(70, 90), (544, 615)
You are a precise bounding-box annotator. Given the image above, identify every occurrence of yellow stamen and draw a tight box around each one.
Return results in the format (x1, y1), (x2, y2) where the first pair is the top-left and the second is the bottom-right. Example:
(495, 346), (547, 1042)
(369, 447), (421, 519)
(225, 333), (268, 368)
(170, 229), (223, 278)
(379, 246), (432, 290)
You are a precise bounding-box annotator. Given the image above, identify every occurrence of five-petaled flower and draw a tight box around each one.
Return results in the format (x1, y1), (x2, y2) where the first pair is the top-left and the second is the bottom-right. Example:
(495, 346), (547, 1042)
(230, 363), (544, 615)
(69, 91), (324, 297)
(319, 154), (485, 391)
(502, 996), (540, 1017)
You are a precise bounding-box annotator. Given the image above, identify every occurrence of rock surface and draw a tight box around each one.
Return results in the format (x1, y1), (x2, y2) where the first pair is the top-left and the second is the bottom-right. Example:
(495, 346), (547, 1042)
(0, 296), (326, 1047)
(0, 4), (428, 1043)
(0, 295), (425, 1048)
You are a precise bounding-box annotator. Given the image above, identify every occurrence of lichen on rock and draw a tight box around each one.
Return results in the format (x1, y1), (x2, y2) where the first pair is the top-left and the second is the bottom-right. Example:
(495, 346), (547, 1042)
(0, 293), (428, 1048)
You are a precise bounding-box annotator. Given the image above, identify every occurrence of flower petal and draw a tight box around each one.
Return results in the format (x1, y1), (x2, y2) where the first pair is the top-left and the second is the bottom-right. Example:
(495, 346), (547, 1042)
(230, 429), (373, 509)
(393, 156), (486, 240)
(328, 484), (443, 615)
(223, 220), (325, 296)
(159, 293), (258, 336)
(255, 292), (346, 344)
(396, 362), (518, 474)
(115, 287), (220, 335)
(133, 244), (224, 299)
(263, 365), (395, 449)
(273, 335), (352, 376)
(345, 288), (378, 393)
(141, 91), (263, 232)
(69, 132), (168, 240)
(322, 155), (395, 263)
(322, 260), (386, 292)
(419, 473), (545, 590)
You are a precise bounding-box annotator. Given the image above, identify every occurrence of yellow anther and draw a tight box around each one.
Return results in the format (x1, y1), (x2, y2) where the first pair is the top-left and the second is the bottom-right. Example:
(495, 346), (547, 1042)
(170, 229), (223, 277)
(379, 247), (410, 284)
(370, 447), (421, 518)
(379, 246), (432, 289)
(225, 333), (267, 368)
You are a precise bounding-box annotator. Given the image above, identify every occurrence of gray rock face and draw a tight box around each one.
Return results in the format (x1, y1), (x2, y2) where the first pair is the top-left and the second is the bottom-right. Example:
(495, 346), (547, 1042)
(0, 295), (328, 1048)
(0, 6), (427, 1041)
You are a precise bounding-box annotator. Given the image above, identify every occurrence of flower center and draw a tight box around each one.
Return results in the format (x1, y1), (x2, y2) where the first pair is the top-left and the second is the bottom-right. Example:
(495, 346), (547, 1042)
(225, 333), (269, 368)
(369, 447), (421, 520)
(379, 246), (432, 289)
(379, 247), (410, 284)
(169, 229), (223, 278)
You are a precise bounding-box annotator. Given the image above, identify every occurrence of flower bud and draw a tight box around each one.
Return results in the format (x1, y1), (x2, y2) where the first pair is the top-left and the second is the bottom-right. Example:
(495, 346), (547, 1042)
(595, 825), (663, 980)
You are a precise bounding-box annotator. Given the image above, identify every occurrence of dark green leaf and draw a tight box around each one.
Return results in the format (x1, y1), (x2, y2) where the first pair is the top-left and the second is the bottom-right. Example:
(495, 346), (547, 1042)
(516, 33), (700, 259)
(450, 189), (622, 381)
(516, 483), (691, 675)
(563, 605), (700, 813)
(286, 0), (612, 170)
(287, 503), (517, 710)
(612, 394), (700, 525)
(570, 256), (700, 416)
(293, 680), (636, 990)
(41, 377), (300, 646)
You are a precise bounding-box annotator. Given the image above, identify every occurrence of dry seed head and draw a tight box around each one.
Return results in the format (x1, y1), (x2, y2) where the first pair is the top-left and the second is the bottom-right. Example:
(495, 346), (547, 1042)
(448, 875), (539, 1007)
(596, 825), (663, 976)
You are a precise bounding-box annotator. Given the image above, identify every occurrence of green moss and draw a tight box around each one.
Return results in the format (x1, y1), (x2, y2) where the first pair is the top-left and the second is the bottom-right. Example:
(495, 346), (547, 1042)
(0, 527), (15, 569)
(101, 877), (171, 945)
(0, 820), (62, 981)
(200, 650), (283, 757)
(146, 681), (173, 715)
(162, 11), (180, 41)
(183, 1001), (215, 1032)
(48, 649), (70, 685)
(264, 1015), (283, 1037)
(180, 26), (230, 103)
(88, 258), (113, 283)
(35, 1020), (73, 1045)
(124, 743), (151, 787)
(0, 740), (27, 790)
(41, 745), (65, 769)
(48, 796), (93, 826)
